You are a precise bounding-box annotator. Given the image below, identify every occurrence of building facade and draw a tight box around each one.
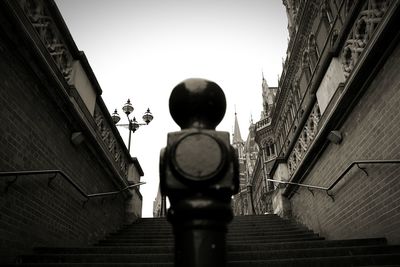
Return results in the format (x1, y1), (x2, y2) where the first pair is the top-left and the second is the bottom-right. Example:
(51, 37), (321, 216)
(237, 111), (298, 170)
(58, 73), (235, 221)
(250, 0), (400, 244)
(232, 76), (279, 216)
(0, 0), (144, 263)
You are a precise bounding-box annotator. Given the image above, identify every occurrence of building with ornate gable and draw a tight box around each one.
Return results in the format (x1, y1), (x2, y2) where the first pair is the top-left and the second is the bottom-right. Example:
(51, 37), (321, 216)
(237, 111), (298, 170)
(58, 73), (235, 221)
(249, 0), (400, 243)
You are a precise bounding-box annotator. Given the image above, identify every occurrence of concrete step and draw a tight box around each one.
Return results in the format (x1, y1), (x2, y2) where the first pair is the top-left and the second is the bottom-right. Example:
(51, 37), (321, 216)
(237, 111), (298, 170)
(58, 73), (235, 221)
(96, 237), (323, 246)
(34, 238), (388, 255)
(228, 254), (400, 266)
(228, 245), (400, 261)
(228, 236), (324, 244)
(107, 230), (316, 240)
(26, 245), (400, 263)
(20, 253), (174, 264)
(109, 229), (315, 240)
(227, 238), (388, 251)
(34, 246), (174, 254)
(16, 253), (400, 266)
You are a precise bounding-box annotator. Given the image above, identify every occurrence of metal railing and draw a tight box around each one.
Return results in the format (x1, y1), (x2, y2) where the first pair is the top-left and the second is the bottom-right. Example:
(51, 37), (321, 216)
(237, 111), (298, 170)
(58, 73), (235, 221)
(0, 169), (145, 206)
(267, 160), (400, 201)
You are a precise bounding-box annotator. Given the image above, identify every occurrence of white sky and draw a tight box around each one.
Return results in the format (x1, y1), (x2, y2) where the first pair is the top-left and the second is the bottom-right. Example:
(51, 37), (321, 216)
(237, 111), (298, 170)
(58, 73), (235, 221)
(55, 0), (288, 217)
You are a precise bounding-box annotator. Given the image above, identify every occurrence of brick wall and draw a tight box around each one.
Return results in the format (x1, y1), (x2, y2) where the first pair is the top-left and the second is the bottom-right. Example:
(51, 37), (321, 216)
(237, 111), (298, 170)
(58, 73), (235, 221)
(0, 21), (127, 264)
(290, 41), (400, 244)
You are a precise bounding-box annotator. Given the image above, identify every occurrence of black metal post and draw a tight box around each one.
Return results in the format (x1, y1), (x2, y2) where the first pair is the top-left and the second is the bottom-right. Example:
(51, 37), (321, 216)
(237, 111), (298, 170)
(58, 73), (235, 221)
(127, 123), (132, 153)
(160, 195), (167, 217)
(160, 78), (239, 267)
(247, 183), (256, 215)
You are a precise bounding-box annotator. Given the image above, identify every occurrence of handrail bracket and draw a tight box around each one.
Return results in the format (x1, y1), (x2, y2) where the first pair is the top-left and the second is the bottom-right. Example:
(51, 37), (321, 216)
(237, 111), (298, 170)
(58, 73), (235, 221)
(47, 173), (58, 187)
(356, 163), (368, 176)
(326, 190), (335, 202)
(307, 187), (315, 197)
(82, 199), (89, 208)
(4, 175), (18, 193)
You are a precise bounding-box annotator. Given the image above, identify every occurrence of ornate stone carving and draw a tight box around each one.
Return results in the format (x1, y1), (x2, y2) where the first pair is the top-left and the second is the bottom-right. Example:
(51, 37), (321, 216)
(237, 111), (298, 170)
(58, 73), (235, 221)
(94, 105), (130, 177)
(287, 102), (321, 176)
(308, 33), (319, 70)
(341, 0), (391, 78)
(18, 0), (73, 82)
(320, 0), (334, 25)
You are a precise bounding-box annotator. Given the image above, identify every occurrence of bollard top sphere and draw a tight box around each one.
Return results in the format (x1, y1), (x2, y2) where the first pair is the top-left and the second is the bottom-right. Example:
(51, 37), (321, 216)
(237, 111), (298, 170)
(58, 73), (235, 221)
(169, 78), (226, 129)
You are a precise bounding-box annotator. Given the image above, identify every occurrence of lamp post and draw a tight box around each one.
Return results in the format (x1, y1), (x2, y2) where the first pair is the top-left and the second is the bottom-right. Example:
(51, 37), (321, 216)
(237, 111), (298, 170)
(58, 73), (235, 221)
(111, 99), (153, 153)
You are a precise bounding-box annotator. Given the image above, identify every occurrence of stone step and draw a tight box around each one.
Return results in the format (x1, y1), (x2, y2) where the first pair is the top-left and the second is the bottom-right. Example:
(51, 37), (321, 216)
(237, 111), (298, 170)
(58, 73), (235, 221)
(120, 222), (299, 230)
(14, 254), (400, 267)
(109, 228), (314, 239)
(24, 245), (400, 263)
(105, 231), (320, 240)
(228, 245), (400, 261)
(95, 236), (324, 247)
(100, 234), (321, 243)
(33, 238), (388, 255)
(228, 254), (400, 267)
(34, 246), (174, 254)
(227, 238), (388, 251)
(20, 253), (174, 264)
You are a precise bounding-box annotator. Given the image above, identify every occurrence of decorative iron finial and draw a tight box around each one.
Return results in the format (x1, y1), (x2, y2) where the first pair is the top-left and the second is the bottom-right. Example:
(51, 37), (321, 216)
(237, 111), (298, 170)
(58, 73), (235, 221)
(169, 78), (226, 130)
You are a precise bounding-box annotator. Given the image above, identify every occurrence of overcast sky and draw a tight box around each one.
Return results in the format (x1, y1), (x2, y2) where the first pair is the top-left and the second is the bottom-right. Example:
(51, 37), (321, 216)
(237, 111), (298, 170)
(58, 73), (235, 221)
(54, 0), (289, 217)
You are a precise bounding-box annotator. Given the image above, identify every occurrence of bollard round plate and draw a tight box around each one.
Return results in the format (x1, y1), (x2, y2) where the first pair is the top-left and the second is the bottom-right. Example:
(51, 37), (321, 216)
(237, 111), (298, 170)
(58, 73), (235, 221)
(173, 133), (224, 182)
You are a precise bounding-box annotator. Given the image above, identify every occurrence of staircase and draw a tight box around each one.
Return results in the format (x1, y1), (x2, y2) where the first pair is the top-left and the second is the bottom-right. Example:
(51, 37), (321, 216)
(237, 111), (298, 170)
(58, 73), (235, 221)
(13, 214), (400, 266)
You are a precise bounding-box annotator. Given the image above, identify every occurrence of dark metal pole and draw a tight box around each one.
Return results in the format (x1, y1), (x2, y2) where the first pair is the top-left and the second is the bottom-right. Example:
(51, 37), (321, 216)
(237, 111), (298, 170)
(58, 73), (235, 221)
(160, 78), (239, 267)
(170, 197), (232, 267)
(128, 120), (132, 153)
(160, 195), (167, 217)
(247, 183), (256, 215)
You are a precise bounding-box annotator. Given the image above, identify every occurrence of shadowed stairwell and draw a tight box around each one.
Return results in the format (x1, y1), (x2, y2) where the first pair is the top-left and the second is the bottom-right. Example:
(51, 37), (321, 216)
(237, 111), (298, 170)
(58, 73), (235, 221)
(12, 214), (400, 266)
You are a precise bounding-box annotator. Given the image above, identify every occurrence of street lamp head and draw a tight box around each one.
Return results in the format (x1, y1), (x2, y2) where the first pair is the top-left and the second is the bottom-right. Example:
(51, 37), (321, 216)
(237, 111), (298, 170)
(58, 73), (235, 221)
(122, 99), (134, 115)
(143, 108), (154, 124)
(131, 117), (140, 132)
(111, 109), (121, 124)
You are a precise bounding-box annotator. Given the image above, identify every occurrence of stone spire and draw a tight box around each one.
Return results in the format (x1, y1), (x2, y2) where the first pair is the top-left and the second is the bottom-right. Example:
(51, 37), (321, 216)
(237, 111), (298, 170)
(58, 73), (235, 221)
(261, 74), (270, 119)
(261, 74), (277, 120)
(232, 111), (244, 159)
(233, 111), (244, 145)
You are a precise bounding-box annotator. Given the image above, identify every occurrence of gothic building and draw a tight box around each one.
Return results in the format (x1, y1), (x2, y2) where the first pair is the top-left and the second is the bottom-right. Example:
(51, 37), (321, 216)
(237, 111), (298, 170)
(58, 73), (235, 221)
(250, 0), (400, 244)
(232, 76), (278, 215)
(252, 76), (279, 215)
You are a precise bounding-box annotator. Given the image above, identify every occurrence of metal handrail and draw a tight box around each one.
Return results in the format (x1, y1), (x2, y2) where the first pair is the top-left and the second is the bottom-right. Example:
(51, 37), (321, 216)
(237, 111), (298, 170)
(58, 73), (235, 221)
(0, 170), (145, 205)
(267, 160), (400, 201)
